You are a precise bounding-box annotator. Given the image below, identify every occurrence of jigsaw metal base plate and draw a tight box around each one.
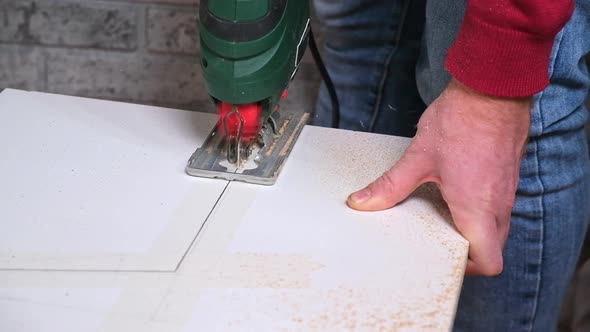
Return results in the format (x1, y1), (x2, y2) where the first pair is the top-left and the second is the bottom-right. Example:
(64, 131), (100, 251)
(185, 112), (309, 185)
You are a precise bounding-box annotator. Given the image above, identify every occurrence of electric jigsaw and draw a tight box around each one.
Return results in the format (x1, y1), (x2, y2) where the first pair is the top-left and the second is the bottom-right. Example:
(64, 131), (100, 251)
(186, 0), (311, 185)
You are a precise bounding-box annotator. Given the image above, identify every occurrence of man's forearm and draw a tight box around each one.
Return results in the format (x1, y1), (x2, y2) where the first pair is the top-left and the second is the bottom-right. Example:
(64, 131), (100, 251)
(445, 0), (574, 97)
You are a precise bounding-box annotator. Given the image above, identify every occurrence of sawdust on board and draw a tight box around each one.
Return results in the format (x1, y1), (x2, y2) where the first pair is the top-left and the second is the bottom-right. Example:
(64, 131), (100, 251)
(196, 253), (325, 289)
(277, 286), (456, 331)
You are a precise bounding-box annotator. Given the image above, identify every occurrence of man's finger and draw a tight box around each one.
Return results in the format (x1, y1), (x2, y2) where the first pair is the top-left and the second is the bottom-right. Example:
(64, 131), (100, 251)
(450, 207), (504, 276)
(347, 151), (432, 211)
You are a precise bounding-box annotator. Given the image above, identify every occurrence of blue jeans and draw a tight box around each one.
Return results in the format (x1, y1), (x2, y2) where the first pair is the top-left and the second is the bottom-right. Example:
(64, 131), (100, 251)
(312, 0), (427, 137)
(313, 0), (590, 330)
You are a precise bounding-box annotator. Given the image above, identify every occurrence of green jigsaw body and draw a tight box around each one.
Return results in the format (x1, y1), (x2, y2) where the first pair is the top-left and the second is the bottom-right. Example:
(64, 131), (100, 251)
(199, 0), (310, 121)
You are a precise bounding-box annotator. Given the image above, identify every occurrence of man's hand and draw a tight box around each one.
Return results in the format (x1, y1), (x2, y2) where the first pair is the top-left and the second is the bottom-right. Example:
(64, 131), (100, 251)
(347, 79), (531, 276)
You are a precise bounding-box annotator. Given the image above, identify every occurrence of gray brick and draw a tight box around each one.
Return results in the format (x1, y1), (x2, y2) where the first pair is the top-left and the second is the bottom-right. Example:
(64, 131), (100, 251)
(0, 45), (44, 91)
(122, 0), (198, 6)
(147, 8), (199, 55)
(0, 0), (137, 50)
(46, 49), (211, 110)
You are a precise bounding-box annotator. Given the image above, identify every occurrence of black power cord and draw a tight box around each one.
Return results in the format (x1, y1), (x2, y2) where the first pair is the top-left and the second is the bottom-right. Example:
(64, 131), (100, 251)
(308, 28), (340, 129)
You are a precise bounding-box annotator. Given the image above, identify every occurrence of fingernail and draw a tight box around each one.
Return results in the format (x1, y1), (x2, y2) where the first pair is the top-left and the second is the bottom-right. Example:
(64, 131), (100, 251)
(350, 188), (372, 203)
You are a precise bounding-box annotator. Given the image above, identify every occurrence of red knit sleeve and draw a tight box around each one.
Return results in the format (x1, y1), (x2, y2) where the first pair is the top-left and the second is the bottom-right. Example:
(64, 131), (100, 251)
(445, 0), (574, 97)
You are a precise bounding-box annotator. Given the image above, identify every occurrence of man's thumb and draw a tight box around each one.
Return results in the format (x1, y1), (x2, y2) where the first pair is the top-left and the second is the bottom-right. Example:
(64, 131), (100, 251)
(347, 152), (431, 211)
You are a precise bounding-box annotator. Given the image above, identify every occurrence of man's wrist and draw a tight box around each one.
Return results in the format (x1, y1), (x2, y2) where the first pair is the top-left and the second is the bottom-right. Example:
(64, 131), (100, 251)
(449, 79), (532, 104)
(444, 78), (532, 134)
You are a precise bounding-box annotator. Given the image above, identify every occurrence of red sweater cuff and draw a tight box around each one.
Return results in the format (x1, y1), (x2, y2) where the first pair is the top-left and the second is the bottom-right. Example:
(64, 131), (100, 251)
(445, 3), (573, 98)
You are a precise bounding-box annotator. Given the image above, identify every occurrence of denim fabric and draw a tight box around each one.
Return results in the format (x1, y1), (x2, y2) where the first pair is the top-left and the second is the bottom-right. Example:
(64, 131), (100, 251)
(417, 1), (590, 330)
(313, 0), (590, 330)
(311, 0), (426, 137)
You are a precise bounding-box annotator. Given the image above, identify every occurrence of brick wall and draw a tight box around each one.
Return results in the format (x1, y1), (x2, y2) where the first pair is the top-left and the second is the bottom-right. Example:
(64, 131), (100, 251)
(0, 0), (322, 113)
(0, 0), (587, 136)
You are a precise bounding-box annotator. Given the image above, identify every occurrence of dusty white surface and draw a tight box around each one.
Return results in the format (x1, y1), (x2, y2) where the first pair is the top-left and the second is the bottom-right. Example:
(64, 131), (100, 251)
(0, 89), (225, 271)
(0, 90), (468, 331)
(180, 127), (469, 331)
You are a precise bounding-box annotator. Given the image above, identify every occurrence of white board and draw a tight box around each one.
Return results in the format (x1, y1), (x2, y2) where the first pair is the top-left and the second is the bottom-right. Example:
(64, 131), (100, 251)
(0, 91), (468, 331)
(177, 126), (469, 330)
(0, 89), (227, 271)
(0, 287), (122, 332)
